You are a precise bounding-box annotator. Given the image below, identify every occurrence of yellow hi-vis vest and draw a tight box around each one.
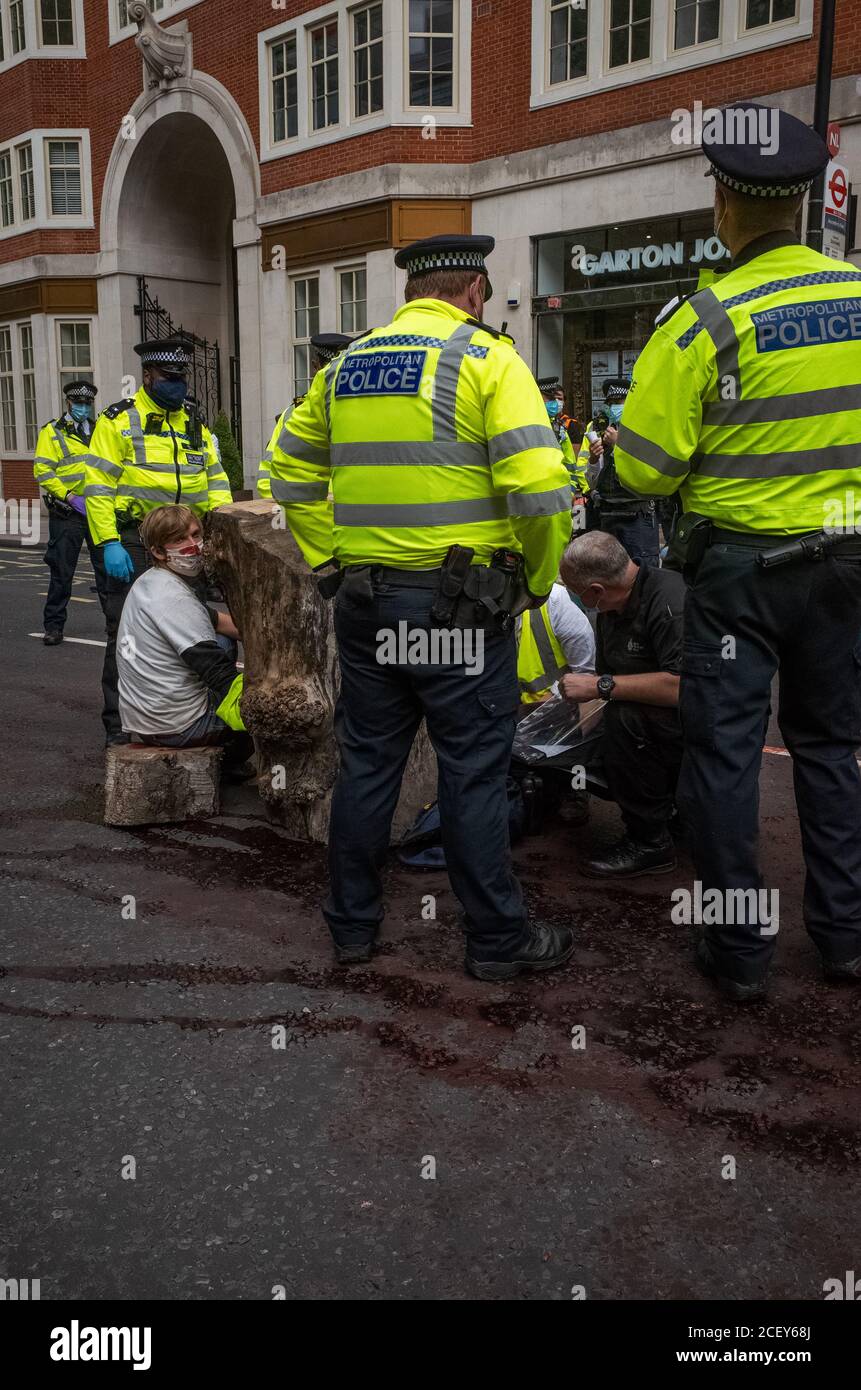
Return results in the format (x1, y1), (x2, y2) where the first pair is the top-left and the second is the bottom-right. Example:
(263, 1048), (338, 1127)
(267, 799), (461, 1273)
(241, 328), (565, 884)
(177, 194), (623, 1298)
(517, 604), (570, 702)
(268, 298), (573, 597)
(615, 238), (861, 534)
(33, 417), (91, 501)
(82, 387), (232, 545)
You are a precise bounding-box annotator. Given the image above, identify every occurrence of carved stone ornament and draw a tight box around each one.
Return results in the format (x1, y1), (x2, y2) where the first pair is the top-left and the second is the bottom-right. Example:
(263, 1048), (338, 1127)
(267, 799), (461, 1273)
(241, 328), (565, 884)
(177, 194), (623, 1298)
(130, 1), (192, 89)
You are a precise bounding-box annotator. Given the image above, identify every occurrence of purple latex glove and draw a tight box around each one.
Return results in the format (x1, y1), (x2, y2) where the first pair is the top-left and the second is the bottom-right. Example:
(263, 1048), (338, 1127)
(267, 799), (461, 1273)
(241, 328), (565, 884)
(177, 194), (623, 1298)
(67, 493), (87, 516)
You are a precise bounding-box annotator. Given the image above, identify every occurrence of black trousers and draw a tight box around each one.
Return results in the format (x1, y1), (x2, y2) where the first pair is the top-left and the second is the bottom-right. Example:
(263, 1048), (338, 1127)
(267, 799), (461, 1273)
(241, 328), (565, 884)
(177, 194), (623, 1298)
(101, 523), (151, 739)
(600, 701), (683, 842)
(601, 508), (661, 568)
(325, 578), (529, 959)
(42, 507), (108, 631)
(677, 541), (861, 983)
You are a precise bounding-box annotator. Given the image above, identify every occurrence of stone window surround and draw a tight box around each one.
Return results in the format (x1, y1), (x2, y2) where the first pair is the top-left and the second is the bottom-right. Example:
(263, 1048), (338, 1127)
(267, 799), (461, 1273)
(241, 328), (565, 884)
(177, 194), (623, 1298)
(0, 0), (86, 69)
(529, 0), (815, 109)
(0, 129), (93, 241)
(258, 0), (472, 164)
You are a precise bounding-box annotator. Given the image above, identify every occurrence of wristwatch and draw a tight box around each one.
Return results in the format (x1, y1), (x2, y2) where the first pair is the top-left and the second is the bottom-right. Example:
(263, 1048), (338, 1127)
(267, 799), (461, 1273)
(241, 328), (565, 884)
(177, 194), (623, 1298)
(596, 674), (616, 699)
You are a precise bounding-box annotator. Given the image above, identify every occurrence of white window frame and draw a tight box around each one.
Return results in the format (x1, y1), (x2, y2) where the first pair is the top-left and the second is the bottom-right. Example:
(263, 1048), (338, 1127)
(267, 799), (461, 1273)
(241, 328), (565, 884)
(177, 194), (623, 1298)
(740, 0), (797, 32)
(529, 0), (813, 108)
(337, 263), (368, 335)
(16, 140), (35, 221)
(0, 323), (18, 454)
(0, 129), (93, 240)
(258, 0), (471, 163)
(404, 0), (457, 113)
(605, 0), (653, 71)
(0, 150), (14, 229)
(270, 31), (300, 146)
(108, 0), (202, 46)
(308, 15), (341, 133)
(547, 0), (589, 89)
(56, 318), (94, 410)
(351, 0), (384, 122)
(18, 320), (37, 451)
(291, 273), (321, 399)
(0, 0), (85, 71)
(669, 0), (722, 52)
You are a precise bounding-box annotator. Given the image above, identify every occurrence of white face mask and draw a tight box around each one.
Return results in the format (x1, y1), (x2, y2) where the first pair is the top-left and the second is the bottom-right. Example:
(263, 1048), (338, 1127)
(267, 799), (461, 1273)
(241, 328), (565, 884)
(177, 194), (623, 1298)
(164, 542), (204, 578)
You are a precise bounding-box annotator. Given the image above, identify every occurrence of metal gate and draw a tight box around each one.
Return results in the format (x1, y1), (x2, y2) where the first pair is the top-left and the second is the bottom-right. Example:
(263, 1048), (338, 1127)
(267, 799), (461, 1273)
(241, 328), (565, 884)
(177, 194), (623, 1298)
(134, 276), (224, 428)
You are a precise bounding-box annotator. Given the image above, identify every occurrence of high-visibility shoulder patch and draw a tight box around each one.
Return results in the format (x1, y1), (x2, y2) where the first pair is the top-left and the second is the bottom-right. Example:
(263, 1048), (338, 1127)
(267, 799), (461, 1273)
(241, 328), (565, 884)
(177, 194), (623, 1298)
(102, 400), (130, 419)
(334, 350), (427, 397)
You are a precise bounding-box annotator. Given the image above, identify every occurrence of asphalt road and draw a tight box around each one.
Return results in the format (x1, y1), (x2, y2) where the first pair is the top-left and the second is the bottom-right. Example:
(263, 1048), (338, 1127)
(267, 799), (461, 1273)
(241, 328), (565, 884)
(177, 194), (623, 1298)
(1, 538), (859, 1301)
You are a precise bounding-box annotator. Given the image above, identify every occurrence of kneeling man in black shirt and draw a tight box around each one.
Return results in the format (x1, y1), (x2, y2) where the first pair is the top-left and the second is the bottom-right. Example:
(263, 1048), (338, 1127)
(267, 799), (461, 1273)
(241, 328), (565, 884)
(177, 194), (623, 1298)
(559, 531), (686, 878)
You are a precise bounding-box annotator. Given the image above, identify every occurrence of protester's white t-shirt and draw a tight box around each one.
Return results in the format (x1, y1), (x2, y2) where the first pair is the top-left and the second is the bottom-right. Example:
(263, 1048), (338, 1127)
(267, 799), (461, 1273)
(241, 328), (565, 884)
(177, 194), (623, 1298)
(117, 568), (215, 736)
(546, 583), (596, 675)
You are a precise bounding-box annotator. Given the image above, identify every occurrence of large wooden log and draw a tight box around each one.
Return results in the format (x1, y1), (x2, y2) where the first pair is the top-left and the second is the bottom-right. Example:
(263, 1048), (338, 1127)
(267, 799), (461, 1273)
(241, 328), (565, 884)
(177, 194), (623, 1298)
(104, 745), (222, 826)
(206, 501), (437, 842)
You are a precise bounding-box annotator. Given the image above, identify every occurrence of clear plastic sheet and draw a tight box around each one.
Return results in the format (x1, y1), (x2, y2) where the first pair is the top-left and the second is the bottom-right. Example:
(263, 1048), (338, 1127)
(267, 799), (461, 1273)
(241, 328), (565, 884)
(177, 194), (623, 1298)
(512, 697), (606, 764)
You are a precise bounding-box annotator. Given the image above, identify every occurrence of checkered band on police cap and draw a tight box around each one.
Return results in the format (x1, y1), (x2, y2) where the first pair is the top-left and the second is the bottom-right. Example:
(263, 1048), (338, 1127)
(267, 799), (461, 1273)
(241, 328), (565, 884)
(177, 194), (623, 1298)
(405, 249), (488, 275)
(710, 168), (814, 198)
(134, 338), (192, 371)
(65, 380), (97, 402)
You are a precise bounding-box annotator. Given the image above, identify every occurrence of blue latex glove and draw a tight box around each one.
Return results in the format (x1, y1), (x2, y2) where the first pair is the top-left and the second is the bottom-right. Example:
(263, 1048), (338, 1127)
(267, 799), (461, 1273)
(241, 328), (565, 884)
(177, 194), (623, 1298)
(103, 541), (135, 583)
(67, 493), (87, 516)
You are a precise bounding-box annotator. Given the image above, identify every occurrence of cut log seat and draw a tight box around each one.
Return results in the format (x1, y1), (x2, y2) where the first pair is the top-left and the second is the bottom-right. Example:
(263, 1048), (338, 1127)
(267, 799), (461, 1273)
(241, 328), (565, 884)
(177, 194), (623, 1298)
(104, 743), (223, 826)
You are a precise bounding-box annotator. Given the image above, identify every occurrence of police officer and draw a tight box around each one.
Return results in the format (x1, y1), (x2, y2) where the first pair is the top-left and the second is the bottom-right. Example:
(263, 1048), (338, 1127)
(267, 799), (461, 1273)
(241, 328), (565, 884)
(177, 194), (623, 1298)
(615, 102), (861, 999)
(578, 378), (660, 567)
(82, 336), (232, 744)
(269, 234), (574, 979)
(34, 380), (108, 644)
(257, 334), (353, 499)
(537, 374), (584, 491)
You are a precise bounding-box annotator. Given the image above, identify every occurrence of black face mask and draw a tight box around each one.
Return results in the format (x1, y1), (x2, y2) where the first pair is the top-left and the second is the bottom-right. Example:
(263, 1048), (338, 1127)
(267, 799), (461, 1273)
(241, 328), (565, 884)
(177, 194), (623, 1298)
(148, 377), (188, 412)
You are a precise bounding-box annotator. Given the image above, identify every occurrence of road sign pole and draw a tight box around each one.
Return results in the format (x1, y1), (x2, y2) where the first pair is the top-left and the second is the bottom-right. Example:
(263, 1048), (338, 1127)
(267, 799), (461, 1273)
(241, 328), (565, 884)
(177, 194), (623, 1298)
(807, 0), (837, 250)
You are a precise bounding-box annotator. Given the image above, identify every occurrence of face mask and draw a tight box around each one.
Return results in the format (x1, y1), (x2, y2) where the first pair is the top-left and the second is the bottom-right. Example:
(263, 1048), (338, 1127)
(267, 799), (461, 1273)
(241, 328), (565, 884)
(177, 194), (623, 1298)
(164, 541), (204, 578)
(607, 404), (623, 426)
(546, 399), (561, 420)
(70, 404), (92, 423)
(149, 378), (188, 412)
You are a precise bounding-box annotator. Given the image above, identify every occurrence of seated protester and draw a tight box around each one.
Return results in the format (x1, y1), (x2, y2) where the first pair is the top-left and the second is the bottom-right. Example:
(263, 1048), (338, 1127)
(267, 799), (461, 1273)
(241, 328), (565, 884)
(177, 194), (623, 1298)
(558, 531), (685, 878)
(518, 581), (596, 704)
(116, 505), (249, 759)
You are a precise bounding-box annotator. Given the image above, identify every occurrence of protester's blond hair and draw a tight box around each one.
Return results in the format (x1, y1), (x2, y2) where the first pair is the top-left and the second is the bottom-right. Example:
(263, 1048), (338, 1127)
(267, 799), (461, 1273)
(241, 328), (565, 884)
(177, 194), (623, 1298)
(139, 505), (199, 558)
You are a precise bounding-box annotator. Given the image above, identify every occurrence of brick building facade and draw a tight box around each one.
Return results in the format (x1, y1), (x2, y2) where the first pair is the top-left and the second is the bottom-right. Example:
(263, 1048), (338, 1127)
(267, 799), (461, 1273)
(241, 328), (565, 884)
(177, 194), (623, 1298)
(0, 0), (857, 504)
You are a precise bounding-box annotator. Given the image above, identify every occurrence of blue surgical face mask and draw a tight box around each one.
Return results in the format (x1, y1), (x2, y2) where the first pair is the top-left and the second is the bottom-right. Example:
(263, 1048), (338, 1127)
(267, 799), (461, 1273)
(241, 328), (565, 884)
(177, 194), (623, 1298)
(149, 377), (188, 412)
(545, 398), (561, 420)
(607, 403), (624, 425)
(70, 404), (92, 423)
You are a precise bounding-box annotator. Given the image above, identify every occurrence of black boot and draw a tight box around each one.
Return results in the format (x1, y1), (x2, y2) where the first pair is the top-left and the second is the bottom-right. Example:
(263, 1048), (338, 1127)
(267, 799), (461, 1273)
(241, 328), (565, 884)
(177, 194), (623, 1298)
(465, 922), (574, 982)
(582, 835), (676, 878)
(695, 939), (767, 1003)
(822, 953), (861, 984)
(43, 630), (63, 646)
(334, 941), (374, 966)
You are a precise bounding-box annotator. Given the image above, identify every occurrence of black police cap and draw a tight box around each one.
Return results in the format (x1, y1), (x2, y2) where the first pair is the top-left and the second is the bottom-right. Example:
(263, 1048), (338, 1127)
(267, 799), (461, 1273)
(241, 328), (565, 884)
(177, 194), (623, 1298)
(310, 333), (353, 365)
(537, 375), (562, 393)
(64, 380), (98, 402)
(395, 234), (495, 300)
(704, 102), (829, 198)
(602, 378), (631, 402)
(134, 335), (193, 373)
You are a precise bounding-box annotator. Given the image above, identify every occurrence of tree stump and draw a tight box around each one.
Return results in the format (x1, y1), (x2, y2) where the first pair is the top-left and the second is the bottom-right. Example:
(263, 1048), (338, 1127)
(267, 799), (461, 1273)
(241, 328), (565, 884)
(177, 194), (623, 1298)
(206, 501), (437, 842)
(104, 745), (223, 826)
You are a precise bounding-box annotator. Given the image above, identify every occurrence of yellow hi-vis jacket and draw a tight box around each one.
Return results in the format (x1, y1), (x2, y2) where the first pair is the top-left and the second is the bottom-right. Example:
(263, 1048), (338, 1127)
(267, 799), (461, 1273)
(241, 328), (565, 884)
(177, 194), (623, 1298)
(268, 298), (573, 596)
(517, 603), (570, 702)
(33, 416), (92, 501)
(615, 236), (861, 534)
(82, 387), (232, 545)
(258, 400), (303, 500)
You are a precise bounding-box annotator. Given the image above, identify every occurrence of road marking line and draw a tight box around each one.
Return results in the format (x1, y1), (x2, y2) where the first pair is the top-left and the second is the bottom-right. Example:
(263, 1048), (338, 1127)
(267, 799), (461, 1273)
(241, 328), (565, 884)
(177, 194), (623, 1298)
(38, 591), (97, 603)
(28, 633), (106, 647)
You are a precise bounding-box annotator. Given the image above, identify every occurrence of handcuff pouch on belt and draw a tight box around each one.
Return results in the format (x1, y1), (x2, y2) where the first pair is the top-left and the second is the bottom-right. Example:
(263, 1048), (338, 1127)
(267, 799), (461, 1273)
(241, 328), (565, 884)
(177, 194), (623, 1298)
(668, 512), (712, 577)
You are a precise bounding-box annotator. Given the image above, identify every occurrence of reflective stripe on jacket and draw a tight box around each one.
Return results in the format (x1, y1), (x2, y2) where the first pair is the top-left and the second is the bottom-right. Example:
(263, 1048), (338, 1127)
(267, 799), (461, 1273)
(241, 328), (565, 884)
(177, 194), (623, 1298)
(82, 387), (232, 545)
(517, 603), (570, 702)
(268, 298), (572, 594)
